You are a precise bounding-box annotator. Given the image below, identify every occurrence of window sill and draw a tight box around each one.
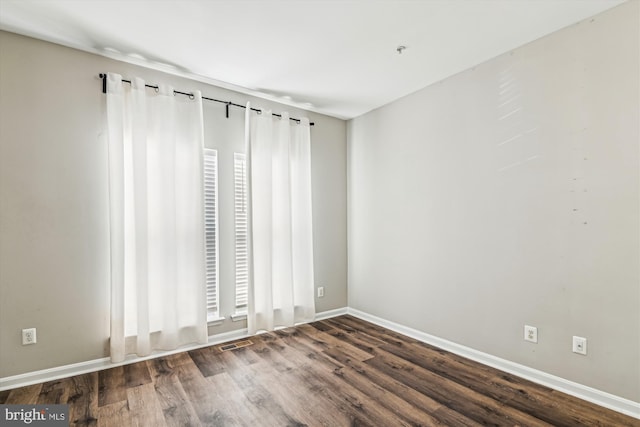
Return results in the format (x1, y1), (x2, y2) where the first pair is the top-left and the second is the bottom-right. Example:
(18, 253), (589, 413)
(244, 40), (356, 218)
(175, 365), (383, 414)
(231, 312), (247, 322)
(207, 316), (225, 326)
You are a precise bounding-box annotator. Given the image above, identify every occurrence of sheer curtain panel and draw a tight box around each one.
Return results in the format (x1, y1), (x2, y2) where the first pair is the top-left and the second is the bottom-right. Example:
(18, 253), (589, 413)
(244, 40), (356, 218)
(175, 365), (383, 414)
(106, 73), (207, 363)
(245, 105), (316, 334)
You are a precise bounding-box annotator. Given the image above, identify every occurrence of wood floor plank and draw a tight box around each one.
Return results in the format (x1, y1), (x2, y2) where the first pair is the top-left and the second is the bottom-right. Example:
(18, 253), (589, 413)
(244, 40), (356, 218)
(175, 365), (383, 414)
(323, 317), (390, 348)
(354, 321), (563, 425)
(147, 355), (176, 379)
(123, 361), (152, 388)
(98, 366), (126, 407)
(295, 323), (375, 362)
(146, 351), (197, 380)
(67, 373), (99, 427)
(253, 350), (355, 425)
(243, 358), (349, 426)
(126, 383), (168, 427)
(175, 356), (242, 426)
(336, 315), (422, 346)
(294, 355), (415, 425)
(96, 400), (131, 427)
(383, 339), (635, 426)
(146, 352), (201, 426)
(250, 332), (375, 425)
(162, 351), (194, 367)
(0, 389), (10, 404)
(331, 352), (450, 426)
(189, 346), (226, 378)
(247, 334), (299, 373)
(323, 345), (481, 426)
(273, 326), (428, 426)
(4, 383), (42, 404)
(216, 349), (308, 426)
(366, 346), (553, 426)
(38, 378), (70, 404)
(205, 371), (263, 426)
(547, 389), (640, 427)
(153, 371), (202, 427)
(248, 334), (364, 426)
(293, 367), (376, 426)
(272, 327), (330, 355)
(263, 338), (375, 426)
(308, 320), (334, 332)
(323, 319), (486, 426)
(269, 329), (345, 372)
(249, 333), (365, 426)
(229, 346), (262, 366)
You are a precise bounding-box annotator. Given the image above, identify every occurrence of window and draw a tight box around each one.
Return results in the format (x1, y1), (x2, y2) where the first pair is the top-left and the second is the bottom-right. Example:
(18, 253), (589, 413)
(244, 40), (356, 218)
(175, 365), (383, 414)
(234, 153), (248, 313)
(204, 148), (219, 321)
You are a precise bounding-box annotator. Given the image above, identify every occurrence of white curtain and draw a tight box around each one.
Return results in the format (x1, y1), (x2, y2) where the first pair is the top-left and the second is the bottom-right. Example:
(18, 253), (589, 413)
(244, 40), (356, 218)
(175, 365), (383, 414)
(106, 73), (207, 363)
(245, 105), (316, 334)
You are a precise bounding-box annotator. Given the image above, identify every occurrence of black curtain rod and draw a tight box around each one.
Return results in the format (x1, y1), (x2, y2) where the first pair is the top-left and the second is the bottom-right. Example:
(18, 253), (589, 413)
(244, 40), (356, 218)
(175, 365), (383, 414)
(99, 73), (314, 126)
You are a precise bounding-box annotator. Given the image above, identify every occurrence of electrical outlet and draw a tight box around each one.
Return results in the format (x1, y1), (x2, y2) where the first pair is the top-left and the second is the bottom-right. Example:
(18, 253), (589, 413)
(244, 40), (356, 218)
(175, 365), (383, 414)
(22, 328), (37, 345)
(317, 287), (324, 298)
(572, 336), (587, 355)
(524, 325), (538, 343)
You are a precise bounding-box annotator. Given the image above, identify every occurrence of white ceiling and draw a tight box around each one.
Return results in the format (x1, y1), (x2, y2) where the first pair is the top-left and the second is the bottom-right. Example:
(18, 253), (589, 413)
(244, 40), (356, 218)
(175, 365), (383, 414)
(0, 0), (626, 119)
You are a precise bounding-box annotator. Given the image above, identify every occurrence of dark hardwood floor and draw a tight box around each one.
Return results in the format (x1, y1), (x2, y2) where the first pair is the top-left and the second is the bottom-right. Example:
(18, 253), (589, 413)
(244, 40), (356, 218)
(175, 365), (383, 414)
(1, 315), (638, 426)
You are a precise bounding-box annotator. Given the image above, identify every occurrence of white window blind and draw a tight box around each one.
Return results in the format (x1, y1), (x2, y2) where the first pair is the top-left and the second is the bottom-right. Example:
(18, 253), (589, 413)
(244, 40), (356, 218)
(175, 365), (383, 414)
(234, 153), (248, 312)
(204, 148), (219, 321)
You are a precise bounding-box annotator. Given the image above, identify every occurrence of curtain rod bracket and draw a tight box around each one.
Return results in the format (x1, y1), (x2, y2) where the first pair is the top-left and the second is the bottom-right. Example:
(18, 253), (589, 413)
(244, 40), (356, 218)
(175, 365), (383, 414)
(99, 73), (107, 94)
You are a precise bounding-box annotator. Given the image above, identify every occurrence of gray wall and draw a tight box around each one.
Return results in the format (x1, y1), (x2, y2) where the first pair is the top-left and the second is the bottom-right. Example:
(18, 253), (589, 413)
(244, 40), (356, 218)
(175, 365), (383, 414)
(0, 31), (348, 378)
(348, 2), (639, 401)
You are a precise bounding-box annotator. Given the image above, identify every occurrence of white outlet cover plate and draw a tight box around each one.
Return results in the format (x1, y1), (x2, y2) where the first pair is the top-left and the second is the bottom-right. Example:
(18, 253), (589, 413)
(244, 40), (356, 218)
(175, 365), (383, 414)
(22, 328), (37, 345)
(524, 325), (538, 343)
(572, 336), (587, 355)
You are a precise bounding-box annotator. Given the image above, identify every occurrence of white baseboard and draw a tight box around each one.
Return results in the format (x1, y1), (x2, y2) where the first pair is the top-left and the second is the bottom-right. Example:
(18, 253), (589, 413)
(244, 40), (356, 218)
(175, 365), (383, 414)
(315, 306), (348, 320)
(347, 307), (640, 420)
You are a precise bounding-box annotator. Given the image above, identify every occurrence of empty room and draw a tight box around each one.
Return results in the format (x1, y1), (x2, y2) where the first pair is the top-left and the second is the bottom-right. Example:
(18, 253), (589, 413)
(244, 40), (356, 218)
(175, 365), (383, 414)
(0, 0), (638, 425)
